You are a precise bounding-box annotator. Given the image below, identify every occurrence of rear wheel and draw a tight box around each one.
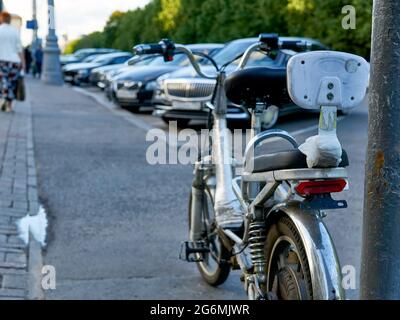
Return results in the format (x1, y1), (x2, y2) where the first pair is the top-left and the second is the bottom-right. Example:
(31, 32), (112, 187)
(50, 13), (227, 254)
(265, 215), (312, 300)
(188, 188), (231, 286)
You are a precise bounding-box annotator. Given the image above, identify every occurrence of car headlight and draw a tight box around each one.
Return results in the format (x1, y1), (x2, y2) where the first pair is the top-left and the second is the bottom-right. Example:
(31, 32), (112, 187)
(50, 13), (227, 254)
(108, 70), (118, 78)
(78, 69), (89, 76)
(123, 81), (142, 89)
(145, 81), (157, 91)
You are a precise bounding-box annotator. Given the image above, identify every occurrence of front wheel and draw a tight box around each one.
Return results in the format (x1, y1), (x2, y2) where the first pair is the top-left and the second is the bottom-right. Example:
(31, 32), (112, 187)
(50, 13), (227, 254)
(188, 188), (231, 286)
(264, 215), (313, 300)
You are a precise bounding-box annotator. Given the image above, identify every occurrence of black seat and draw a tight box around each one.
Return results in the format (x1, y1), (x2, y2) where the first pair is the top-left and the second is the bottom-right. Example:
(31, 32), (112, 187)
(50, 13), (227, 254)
(245, 149), (349, 173)
(225, 66), (288, 106)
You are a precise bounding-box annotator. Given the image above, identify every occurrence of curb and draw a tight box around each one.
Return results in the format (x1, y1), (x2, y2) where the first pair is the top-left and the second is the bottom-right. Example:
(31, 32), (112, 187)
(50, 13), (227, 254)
(27, 234), (43, 300)
(25, 84), (44, 300)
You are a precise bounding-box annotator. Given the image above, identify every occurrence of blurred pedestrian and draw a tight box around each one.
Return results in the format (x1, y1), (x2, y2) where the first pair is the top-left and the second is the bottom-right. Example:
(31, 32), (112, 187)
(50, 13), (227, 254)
(24, 45), (32, 74)
(33, 44), (43, 78)
(0, 11), (25, 112)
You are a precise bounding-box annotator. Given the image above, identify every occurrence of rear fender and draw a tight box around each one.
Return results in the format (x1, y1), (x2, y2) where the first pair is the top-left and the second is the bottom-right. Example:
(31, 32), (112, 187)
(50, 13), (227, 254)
(265, 201), (344, 300)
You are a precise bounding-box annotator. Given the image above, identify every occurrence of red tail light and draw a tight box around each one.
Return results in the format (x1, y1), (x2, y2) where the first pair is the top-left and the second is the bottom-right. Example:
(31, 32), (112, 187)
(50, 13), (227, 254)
(295, 179), (347, 196)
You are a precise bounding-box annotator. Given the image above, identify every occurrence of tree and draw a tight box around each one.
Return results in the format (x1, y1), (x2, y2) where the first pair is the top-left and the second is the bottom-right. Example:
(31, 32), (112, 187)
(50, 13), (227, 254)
(64, 0), (372, 59)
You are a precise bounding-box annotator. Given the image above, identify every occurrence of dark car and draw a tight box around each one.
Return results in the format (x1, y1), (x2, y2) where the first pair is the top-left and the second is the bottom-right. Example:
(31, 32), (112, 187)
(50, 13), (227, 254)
(111, 44), (224, 112)
(153, 37), (327, 128)
(60, 48), (119, 66)
(62, 52), (133, 85)
(91, 55), (158, 90)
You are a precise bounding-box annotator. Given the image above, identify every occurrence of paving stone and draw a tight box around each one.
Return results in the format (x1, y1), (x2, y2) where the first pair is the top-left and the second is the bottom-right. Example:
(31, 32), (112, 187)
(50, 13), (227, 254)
(0, 288), (26, 298)
(0, 262), (26, 270)
(7, 235), (25, 246)
(0, 228), (18, 236)
(2, 274), (27, 289)
(0, 200), (12, 208)
(6, 253), (27, 265)
(0, 208), (27, 218)
(12, 188), (27, 196)
(11, 201), (28, 211)
(0, 268), (26, 275)
(0, 97), (39, 299)
(0, 217), (10, 225)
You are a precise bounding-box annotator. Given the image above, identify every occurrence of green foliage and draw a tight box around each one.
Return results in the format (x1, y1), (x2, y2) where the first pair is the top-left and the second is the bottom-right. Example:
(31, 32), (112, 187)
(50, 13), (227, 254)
(64, 39), (80, 54)
(70, 31), (105, 51)
(65, 0), (372, 58)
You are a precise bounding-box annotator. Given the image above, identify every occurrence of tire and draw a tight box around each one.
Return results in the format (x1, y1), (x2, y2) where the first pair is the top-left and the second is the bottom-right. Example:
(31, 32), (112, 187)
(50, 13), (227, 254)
(264, 215), (313, 300)
(188, 188), (231, 286)
(129, 106), (140, 113)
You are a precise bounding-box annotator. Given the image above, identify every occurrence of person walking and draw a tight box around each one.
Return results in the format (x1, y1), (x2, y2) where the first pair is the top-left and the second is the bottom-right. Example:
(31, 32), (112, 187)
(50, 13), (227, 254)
(0, 11), (25, 112)
(24, 45), (32, 74)
(33, 44), (43, 78)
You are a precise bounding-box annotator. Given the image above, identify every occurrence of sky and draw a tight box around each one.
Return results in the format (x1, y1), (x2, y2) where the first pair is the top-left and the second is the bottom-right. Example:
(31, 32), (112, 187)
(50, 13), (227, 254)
(3, 0), (150, 46)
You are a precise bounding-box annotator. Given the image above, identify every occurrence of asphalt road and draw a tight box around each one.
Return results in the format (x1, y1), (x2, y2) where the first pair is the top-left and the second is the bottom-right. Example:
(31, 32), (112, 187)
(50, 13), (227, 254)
(29, 79), (367, 300)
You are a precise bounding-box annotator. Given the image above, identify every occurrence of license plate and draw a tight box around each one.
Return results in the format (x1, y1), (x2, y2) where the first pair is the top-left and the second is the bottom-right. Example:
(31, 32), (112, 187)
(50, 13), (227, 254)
(117, 90), (137, 99)
(172, 101), (202, 110)
(64, 75), (73, 82)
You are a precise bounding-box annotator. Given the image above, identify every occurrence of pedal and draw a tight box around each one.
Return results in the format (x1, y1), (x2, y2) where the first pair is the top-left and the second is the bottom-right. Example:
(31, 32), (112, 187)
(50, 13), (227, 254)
(179, 241), (210, 262)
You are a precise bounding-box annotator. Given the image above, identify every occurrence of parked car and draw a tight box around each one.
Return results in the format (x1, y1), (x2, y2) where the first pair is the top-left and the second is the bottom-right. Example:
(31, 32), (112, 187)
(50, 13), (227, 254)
(62, 52), (133, 85)
(153, 37), (327, 128)
(92, 55), (158, 90)
(111, 44), (224, 112)
(60, 48), (119, 66)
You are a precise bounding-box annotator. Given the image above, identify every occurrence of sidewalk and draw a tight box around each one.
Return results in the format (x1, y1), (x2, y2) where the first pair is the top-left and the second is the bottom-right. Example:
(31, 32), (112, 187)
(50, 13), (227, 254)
(0, 88), (42, 299)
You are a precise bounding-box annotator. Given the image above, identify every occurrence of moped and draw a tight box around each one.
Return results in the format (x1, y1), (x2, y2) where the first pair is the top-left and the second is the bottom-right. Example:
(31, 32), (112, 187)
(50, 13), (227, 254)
(134, 34), (369, 300)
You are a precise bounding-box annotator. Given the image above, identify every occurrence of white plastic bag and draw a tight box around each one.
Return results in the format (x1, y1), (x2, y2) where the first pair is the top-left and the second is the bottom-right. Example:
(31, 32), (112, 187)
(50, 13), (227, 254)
(298, 133), (342, 168)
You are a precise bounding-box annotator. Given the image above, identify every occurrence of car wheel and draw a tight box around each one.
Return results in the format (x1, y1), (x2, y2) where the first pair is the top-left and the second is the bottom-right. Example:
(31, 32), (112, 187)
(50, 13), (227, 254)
(129, 106), (140, 113)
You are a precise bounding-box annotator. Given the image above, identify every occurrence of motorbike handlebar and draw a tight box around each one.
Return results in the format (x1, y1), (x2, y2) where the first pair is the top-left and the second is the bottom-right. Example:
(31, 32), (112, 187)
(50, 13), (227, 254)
(133, 39), (176, 61)
(133, 43), (165, 55)
(279, 40), (308, 51)
(132, 35), (312, 80)
(258, 33), (309, 51)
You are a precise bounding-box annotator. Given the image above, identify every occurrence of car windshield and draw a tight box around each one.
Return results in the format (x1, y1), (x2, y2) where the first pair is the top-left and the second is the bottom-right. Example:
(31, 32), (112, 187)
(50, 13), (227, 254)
(147, 55), (183, 66)
(92, 55), (116, 64)
(130, 56), (157, 66)
(82, 55), (100, 62)
(147, 50), (211, 67)
(74, 51), (95, 60)
(238, 51), (274, 67)
(212, 41), (256, 66)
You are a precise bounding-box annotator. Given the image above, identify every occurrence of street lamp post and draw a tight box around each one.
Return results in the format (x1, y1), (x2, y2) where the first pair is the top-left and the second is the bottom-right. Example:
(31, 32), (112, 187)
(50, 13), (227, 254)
(42, 0), (63, 85)
(361, 0), (400, 299)
(31, 0), (39, 51)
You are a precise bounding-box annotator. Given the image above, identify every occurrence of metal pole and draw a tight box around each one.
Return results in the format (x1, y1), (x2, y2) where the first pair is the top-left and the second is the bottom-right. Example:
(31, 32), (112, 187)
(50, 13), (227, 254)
(361, 0), (400, 299)
(42, 0), (63, 85)
(31, 0), (38, 50)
